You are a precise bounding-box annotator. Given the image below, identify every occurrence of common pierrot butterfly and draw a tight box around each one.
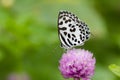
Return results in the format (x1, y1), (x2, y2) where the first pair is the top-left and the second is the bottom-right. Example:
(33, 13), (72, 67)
(58, 10), (90, 49)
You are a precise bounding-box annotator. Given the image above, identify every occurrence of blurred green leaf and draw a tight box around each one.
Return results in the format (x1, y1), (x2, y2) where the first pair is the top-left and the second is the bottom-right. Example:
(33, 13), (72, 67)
(109, 64), (120, 77)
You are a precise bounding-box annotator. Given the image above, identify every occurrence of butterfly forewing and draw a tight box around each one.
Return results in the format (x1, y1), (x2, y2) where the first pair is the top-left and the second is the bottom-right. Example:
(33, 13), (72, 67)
(58, 10), (90, 49)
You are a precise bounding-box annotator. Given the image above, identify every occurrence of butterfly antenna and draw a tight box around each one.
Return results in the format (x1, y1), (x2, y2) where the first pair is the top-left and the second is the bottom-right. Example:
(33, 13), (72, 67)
(52, 45), (65, 54)
(52, 45), (59, 54)
(91, 32), (95, 39)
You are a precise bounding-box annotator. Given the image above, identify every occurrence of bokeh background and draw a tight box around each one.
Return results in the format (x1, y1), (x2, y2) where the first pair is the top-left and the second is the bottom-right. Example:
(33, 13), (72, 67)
(0, 0), (120, 80)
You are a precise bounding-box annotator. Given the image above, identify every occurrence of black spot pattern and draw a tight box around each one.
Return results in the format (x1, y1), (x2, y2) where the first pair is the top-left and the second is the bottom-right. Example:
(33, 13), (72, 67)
(82, 30), (85, 32)
(68, 34), (71, 38)
(86, 31), (90, 34)
(76, 24), (78, 26)
(68, 19), (71, 22)
(83, 33), (85, 35)
(72, 14), (75, 16)
(59, 27), (67, 30)
(72, 19), (75, 21)
(80, 35), (82, 40)
(70, 28), (76, 32)
(68, 24), (72, 27)
(58, 10), (90, 49)
(63, 17), (66, 20)
(67, 39), (73, 46)
(79, 25), (82, 27)
(74, 44), (76, 46)
(75, 39), (77, 42)
(72, 37), (74, 40)
(82, 39), (84, 42)
(81, 26), (84, 29)
(86, 35), (89, 39)
(59, 16), (63, 19)
(72, 34), (76, 37)
(59, 21), (63, 25)
(72, 25), (75, 28)
(83, 36), (85, 39)
(60, 34), (70, 47)
(65, 20), (68, 23)
(64, 32), (67, 36)
(79, 29), (82, 31)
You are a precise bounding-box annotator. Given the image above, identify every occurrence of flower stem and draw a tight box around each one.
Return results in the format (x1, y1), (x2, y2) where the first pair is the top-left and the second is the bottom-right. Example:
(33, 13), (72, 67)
(74, 78), (80, 80)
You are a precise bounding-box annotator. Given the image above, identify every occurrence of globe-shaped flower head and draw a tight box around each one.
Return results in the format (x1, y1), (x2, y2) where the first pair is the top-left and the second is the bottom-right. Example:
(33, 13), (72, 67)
(59, 49), (96, 80)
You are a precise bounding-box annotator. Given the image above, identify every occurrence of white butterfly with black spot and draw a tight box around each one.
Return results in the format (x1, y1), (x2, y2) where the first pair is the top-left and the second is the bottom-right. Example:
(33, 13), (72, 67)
(58, 10), (90, 49)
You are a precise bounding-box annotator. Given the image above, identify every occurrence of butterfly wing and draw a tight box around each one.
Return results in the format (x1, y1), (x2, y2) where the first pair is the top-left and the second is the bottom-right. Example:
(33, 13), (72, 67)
(58, 10), (90, 49)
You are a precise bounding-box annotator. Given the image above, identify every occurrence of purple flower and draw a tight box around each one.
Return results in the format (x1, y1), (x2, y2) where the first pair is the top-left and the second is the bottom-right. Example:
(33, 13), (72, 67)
(59, 49), (96, 80)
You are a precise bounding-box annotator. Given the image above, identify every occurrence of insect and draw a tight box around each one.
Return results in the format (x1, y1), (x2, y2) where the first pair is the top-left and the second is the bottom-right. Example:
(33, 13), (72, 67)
(58, 10), (90, 49)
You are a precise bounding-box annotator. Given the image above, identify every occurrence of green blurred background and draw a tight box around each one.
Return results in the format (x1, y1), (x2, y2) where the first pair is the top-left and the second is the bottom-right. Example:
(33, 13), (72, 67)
(0, 0), (120, 80)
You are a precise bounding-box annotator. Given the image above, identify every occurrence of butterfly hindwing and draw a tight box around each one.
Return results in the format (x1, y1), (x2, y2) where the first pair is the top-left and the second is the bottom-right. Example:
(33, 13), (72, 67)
(58, 10), (90, 49)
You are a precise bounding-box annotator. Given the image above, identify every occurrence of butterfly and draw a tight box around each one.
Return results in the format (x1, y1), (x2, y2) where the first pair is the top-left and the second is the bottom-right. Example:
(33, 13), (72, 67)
(58, 10), (90, 49)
